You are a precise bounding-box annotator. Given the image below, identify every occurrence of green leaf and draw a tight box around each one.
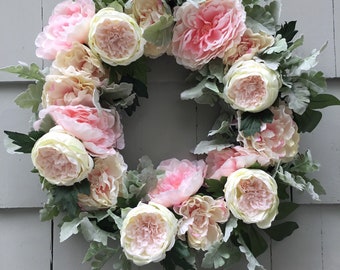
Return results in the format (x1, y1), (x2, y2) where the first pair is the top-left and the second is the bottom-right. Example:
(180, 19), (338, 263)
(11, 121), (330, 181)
(4, 130), (45, 153)
(60, 216), (83, 242)
(161, 240), (196, 270)
(238, 224), (268, 257)
(205, 177), (228, 198)
(83, 241), (116, 270)
(143, 15), (174, 47)
(265, 221), (299, 241)
(275, 202), (299, 220)
(240, 110), (274, 137)
(80, 218), (116, 245)
(245, 3), (278, 35)
(293, 108), (322, 133)
(15, 80), (44, 113)
(264, 35), (287, 54)
(287, 150), (320, 175)
(276, 21), (298, 45)
(51, 180), (90, 219)
(0, 62), (45, 81)
(299, 71), (327, 95)
(281, 83), (310, 115)
(237, 234), (265, 270)
(193, 139), (232, 155)
(309, 93), (340, 109)
(201, 242), (230, 269)
(223, 216), (238, 242)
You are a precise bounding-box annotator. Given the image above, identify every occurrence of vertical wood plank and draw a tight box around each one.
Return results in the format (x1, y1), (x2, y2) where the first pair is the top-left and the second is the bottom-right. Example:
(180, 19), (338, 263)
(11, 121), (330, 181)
(0, 0), (42, 81)
(280, 0), (335, 77)
(0, 209), (51, 270)
(293, 79), (340, 204)
(321, 205), (340, 270)
(0, 83), (46, 208)
(271, 205), (323, 270)
(334, 0), (340, 76)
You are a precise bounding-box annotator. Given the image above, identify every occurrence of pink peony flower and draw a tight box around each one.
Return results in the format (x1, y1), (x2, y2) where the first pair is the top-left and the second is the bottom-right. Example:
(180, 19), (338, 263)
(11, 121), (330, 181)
(238, 105), (300, 163)
(34, 105), (124, 157)
(88, 7), (145, 66)
(148, 158), (206, 207)
(35, 0), (95, 60)
(50, 42), (108, 86)
(224, 168), (279, 228)
(171, 0), (246, 70)
(31, 126), (93, 186)
(205, 146), (270, 180)
(223, 29), (274, 66)
(78, 152), (127, 210)
(120, 202), (177, 266)
(174, 195), (229, 251)
(42, 74), (96, 108)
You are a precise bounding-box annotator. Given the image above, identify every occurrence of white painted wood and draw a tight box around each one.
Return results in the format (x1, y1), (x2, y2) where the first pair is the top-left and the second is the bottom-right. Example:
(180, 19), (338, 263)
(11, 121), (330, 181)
(0, 0), (42, 82)
(271, 205), (323, 270)
(280, 0), (336, 78)
(0, 83), (46, 208)
(335, 0), (340, 76)
(0, 209), (51, 270)
(294, 79), (340, 204)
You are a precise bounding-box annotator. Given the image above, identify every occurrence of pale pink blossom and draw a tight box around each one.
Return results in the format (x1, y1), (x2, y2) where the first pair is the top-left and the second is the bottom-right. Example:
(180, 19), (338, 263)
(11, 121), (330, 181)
(78, 152), (127, 210)
(127, 0), (172, 58)
(223, 29), (274, 66)
(120, 202), (177, 266)
(206, 146), (270, 180)
(171, 0), (246, 70)
(31, 126), (93, 186)
(34, 105), (124, 157)
(174, 195), (229, 250)
(224, 168), (279, 228)
(42, 74), (96, 108)
(238, 105), (300, 163)
(149, 158), (206, 207)
(35, 0), (95, 60)
(88, 7), (145, 66)
(223, 60), (281, 112)
(51, 42), (107, 86)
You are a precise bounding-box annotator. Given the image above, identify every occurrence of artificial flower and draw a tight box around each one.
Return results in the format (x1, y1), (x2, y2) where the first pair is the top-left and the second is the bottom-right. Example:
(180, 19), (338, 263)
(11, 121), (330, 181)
(205, 146), (270, 180)
(35, 0), (95, 60)
(223, 59), (281, 112)
(31, 126), (93, 186)
(171, 0), (246, 70)
(238, 105), (300, 163)
(88, 7), (145, 66)
(223, 29), (275, 66)
(224, 168), (279, 228)
(34, 105), (124, 157)
(148, 158), (206, 207)
(174, 195), (230, 250)
(120, 202), (177, 266)
(42, 74), (96, 107)
(78, 152), (127, 210)
(50, 42), (107, 86)
(126, 0), (172, 58)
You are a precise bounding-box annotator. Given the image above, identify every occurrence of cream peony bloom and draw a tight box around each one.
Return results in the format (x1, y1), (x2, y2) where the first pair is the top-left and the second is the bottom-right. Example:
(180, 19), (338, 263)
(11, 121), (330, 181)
(51, 42), (107, 86)
(238, 105), (300, 163)
(120, 202), (177, 266)
(31, 126), (93, 186)
(88, 7), (145, 66)
(223, 29), (274, 66)
(224, 168), (279, 229)
(42, 74), (96, 108)
(78, 152), (127, 210)
(223, 60), (281, 112)
(174, 195), (229, 251)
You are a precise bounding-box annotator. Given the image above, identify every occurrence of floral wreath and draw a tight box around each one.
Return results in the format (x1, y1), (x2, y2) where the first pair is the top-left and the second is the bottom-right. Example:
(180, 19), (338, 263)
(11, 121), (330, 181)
(2, 0), (340, 269)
